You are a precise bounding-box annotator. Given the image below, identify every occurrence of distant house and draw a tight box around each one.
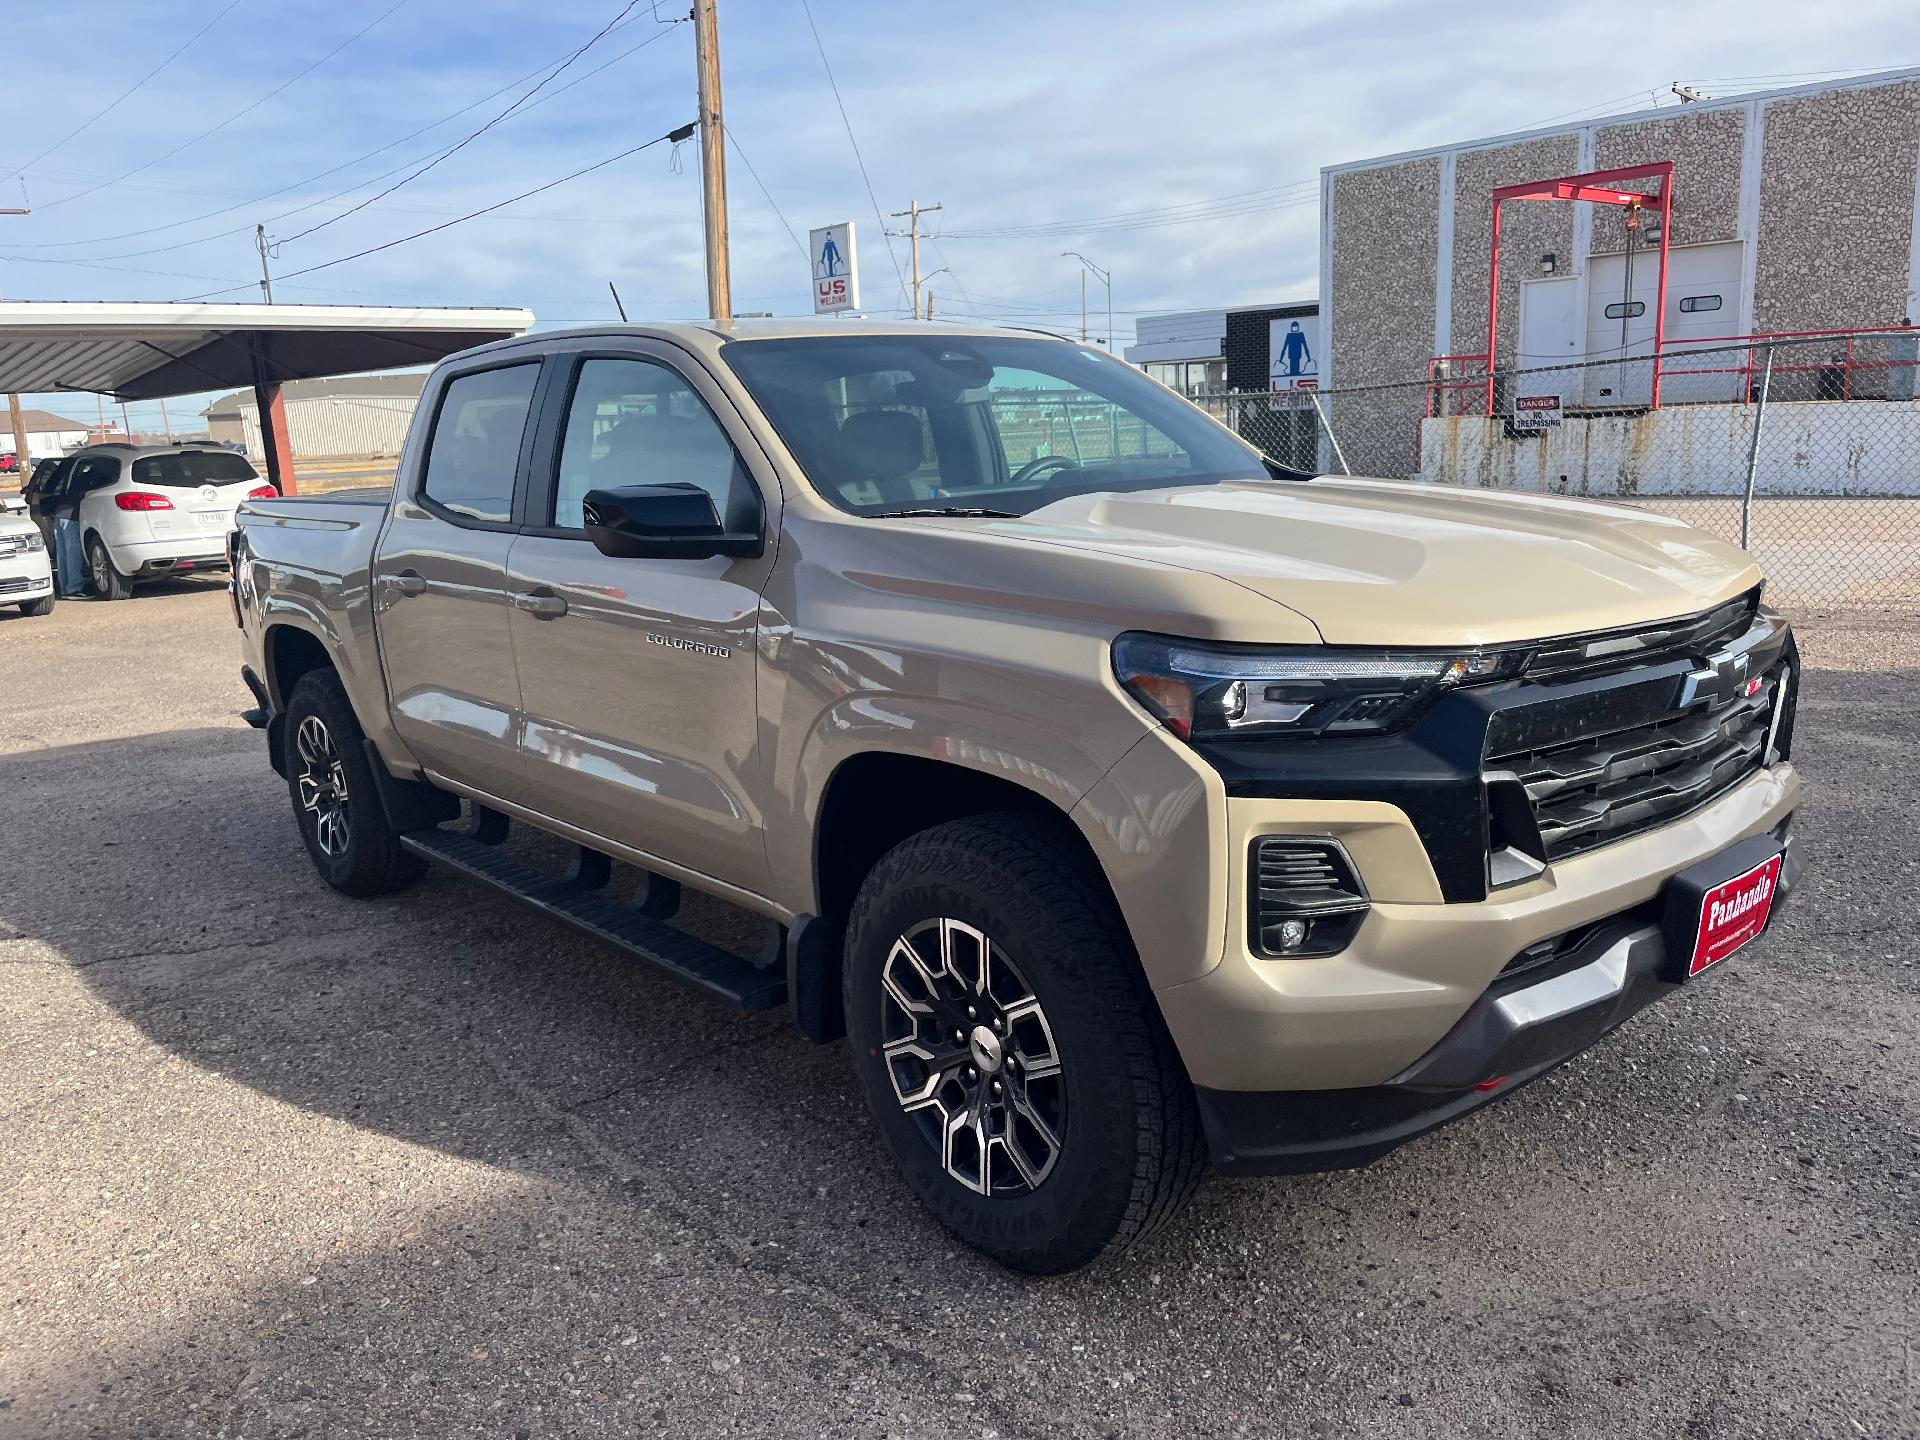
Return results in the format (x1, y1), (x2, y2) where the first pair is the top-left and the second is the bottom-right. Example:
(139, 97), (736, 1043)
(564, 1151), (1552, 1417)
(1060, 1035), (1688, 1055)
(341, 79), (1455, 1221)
(202, 373), (427, 460)
(5, 408), (91, 460)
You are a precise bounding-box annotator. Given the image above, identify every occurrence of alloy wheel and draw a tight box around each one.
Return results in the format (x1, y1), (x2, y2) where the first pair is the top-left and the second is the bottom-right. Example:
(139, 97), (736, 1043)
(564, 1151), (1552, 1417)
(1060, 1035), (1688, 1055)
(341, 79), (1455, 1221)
(880, 917), (1065, 1195)
(295, 715), (351, 858)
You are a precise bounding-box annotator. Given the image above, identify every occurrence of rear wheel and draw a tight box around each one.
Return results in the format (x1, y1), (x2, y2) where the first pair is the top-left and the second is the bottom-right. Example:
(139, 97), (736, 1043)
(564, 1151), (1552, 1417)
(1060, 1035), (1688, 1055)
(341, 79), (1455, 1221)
(843, 813), (1205, 1273)
(283, 670), (427, 897)
(86, 534), (132, 601)
(17, 593), (54, 616)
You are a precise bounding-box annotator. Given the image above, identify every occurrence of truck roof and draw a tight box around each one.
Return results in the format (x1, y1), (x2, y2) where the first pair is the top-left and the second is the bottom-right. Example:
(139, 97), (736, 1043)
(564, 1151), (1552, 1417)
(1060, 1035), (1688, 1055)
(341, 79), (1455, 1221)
(446, 317), (1075, 365)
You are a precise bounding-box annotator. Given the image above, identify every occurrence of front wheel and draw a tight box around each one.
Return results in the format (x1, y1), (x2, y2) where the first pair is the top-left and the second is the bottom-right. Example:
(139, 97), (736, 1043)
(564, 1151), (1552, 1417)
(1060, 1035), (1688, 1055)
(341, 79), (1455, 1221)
(282, 670), (427, 898)
(843, 813), (1205, 1273)
(17, 592), (54, 616)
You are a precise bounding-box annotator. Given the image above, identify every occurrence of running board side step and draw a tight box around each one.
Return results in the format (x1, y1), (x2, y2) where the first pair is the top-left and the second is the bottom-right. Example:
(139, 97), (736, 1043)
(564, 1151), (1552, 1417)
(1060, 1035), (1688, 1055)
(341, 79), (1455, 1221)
(399, 827), (787, 1012)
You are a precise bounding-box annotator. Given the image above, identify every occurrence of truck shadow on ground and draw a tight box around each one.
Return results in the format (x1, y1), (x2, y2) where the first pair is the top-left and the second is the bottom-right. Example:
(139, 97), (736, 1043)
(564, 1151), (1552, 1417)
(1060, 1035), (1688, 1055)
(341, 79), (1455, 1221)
(6, 701), (1917, 1437)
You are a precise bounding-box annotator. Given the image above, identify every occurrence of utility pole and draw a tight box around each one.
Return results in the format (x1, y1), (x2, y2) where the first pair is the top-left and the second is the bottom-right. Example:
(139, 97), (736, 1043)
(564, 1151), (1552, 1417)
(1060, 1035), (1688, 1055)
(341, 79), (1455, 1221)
(1671, 82), (1703, 103)
(888, 200), (942, 319)
(255, 224), (274, 303)
(692, 0), (731, 323)
(1062, 251), (1112, 349)
(3, 206), (31, 474)
(159, 397), (174, 443)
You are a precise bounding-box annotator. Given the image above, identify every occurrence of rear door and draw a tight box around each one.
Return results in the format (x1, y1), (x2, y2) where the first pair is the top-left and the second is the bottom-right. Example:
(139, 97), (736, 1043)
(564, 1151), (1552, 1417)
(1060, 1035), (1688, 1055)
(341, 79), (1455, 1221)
(372, 356), (546, 800)
(503, 342), (781, 894)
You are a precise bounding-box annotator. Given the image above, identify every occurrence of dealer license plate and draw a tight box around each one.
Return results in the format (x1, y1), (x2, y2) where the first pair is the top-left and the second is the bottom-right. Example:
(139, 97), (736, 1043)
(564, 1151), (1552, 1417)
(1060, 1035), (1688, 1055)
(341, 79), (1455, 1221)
(1686, 852), (1782, 977)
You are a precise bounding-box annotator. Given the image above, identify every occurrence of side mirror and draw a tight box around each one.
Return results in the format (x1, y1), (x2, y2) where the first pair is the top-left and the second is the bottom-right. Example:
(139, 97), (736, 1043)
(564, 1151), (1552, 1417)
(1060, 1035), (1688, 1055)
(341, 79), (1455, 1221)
(581, 482), (764, 560)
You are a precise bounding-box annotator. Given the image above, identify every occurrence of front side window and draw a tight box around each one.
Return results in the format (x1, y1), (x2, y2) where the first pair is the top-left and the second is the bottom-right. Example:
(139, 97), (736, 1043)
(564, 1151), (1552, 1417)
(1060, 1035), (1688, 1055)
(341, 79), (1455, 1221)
(421, 363), (540, 523)
(722, 335), (1269, 517)
(551, 358), (744, 528)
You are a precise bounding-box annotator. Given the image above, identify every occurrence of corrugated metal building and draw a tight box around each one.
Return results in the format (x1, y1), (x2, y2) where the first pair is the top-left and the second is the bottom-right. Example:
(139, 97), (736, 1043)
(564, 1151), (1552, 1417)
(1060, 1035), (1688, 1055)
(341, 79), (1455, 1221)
(1317, 67), (1920, 475)
(202, 373), (426, 460)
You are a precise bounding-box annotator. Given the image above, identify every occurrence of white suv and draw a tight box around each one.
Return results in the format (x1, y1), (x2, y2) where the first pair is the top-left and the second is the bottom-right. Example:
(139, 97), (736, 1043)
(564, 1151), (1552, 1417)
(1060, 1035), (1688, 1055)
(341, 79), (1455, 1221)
(46, 444), (273, 600)
(0, 509), (53, 615)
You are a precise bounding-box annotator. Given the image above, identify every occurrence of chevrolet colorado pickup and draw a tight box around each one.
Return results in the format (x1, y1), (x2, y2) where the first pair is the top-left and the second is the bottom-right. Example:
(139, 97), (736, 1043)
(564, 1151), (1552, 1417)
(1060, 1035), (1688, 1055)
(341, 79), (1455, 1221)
(231, 320), (1801, 1273)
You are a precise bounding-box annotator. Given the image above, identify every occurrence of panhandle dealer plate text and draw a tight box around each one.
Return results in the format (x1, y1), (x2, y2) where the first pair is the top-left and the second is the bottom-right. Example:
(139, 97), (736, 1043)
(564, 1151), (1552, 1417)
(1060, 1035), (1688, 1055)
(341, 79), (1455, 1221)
(1688, 852), (1782, 977)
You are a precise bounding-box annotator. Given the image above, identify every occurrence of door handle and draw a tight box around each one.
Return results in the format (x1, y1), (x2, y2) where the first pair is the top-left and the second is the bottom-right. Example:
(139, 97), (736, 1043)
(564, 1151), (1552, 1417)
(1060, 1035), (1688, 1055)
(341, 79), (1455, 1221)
(385, 570), (427, 598)
(512, 588), (568, 620)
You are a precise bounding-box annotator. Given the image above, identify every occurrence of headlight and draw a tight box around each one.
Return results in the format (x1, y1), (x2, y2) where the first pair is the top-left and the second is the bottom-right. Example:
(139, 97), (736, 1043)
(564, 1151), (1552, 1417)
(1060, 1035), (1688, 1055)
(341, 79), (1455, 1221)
(1113, 632), (1530, 740)
(21, 531), (44, 552)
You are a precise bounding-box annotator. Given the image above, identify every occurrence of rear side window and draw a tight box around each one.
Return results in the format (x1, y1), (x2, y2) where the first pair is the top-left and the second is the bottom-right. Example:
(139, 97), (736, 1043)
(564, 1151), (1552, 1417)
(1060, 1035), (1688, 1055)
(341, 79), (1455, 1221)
(421, 364), (540, 523)
(132, 451), (259, 487)
(69, 456), (121, 493)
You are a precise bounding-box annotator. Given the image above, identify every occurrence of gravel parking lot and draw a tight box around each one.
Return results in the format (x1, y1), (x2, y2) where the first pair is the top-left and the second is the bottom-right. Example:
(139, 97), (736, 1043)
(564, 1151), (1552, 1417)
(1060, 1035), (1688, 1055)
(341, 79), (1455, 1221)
(2, 581), (1916, 1439)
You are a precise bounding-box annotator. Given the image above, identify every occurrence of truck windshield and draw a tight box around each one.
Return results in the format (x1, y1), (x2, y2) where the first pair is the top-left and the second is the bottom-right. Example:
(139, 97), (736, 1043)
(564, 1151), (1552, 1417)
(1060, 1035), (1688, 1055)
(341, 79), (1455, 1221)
(721, 335), (1277, 517)
(131, 451), (258, 488)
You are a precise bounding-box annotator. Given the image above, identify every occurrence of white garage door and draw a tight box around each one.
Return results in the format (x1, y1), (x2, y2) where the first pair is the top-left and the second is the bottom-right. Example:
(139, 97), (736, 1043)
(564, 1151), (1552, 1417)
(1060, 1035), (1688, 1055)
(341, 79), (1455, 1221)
(1583, 240), (1744, 407)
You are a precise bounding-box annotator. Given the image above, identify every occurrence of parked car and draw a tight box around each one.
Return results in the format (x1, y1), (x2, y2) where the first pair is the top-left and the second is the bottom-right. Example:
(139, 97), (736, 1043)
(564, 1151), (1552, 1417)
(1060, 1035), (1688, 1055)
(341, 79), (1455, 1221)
(38, 443), (274, 599)
(0, 451), (19, 473)
(229, 320), (1802, 1273)
(0, 508), (54, 614)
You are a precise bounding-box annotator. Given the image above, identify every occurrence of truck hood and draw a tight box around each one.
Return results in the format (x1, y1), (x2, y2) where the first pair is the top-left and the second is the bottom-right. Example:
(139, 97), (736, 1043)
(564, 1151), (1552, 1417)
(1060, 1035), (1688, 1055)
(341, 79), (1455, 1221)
(1007, 477), (1763, 646)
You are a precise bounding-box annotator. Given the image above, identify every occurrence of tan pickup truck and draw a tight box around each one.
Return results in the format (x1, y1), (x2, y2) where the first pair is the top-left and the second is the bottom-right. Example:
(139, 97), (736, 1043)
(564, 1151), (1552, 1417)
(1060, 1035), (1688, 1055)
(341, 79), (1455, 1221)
(230, 320), (1801, 1272)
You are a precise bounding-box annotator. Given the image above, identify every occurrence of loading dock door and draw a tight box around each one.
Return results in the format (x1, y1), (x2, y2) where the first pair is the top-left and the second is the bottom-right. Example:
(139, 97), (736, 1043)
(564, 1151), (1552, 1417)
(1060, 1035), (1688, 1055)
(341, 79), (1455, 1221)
(1583, 240), (1744, 407)
(1518, 276), (1580, 409)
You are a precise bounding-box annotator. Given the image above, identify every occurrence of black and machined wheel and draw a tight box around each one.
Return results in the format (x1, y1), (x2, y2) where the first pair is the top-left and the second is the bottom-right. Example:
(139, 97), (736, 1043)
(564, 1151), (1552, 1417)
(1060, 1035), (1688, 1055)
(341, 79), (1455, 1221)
(282, 669), (427, 898)
(17, 592), (54, 616)
(843, 813), (1206, 1274)
(86, 534), (133, 601)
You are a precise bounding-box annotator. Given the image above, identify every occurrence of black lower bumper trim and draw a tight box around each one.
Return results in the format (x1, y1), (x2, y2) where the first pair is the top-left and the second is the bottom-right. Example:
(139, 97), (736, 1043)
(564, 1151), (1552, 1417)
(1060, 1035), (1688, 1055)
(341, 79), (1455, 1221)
(1198, 829), (1800, 1176)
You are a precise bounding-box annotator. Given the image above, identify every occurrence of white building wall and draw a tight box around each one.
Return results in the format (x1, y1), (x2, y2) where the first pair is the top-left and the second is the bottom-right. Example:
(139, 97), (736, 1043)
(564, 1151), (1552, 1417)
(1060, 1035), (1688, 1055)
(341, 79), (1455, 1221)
(1419, 400), (1920, 496)
(240, 395), (416, 460)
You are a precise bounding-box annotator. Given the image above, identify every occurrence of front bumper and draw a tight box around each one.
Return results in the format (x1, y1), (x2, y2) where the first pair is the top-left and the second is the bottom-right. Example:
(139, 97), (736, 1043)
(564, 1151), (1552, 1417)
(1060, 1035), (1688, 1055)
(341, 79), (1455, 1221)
(1196, 826), (1801, 1174)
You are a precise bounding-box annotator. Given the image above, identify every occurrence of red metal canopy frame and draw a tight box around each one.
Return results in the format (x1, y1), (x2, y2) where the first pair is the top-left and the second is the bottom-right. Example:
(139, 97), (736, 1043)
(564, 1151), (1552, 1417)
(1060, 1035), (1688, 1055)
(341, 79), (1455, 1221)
(1482, 160), (1675, 414)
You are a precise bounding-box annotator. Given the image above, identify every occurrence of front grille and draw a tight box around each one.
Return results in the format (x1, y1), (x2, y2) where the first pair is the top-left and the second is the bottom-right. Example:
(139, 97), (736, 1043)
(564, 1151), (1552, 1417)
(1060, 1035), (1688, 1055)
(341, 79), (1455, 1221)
(1525, 591), (1758, 681)
(1489, 665), (1780, 861)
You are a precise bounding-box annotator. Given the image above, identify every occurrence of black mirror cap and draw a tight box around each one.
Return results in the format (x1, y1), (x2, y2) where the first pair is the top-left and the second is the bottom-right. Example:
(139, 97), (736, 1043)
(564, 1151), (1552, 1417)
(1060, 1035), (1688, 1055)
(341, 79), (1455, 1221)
(581, 482), (763, 560)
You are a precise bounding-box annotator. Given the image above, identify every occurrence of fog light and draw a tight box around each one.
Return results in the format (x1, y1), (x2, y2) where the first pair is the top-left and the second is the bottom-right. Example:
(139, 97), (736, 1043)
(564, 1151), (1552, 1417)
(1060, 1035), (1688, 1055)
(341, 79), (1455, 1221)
(1250, 837), (1370, 959)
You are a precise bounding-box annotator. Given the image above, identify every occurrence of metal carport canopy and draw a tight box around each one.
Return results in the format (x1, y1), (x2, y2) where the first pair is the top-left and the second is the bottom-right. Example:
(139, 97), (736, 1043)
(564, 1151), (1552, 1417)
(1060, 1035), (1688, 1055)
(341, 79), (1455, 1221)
(0, 300), (533, 492)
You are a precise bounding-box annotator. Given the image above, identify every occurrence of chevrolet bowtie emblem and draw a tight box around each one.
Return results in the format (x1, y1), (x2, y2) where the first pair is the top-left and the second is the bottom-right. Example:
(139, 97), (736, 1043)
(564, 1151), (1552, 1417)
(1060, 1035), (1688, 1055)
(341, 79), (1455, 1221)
(1676, 647), (1751, 709)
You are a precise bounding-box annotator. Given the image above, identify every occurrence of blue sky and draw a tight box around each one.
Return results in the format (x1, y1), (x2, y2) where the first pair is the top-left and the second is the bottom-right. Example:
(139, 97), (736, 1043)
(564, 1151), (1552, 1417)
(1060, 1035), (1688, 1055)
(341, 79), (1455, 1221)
(2, 0), (1916, 431)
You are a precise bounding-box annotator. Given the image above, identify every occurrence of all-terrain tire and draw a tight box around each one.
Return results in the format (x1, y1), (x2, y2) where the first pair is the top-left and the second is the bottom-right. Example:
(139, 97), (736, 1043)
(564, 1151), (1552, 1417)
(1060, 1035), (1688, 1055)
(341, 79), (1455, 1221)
(283, 669), (428, 898)
(843, 812), (1206, 1274)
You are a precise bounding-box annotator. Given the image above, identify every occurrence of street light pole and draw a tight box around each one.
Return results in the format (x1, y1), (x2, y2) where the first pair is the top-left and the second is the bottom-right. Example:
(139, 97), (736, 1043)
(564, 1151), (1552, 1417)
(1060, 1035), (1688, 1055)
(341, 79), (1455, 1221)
(1062, 251), (1112, 349)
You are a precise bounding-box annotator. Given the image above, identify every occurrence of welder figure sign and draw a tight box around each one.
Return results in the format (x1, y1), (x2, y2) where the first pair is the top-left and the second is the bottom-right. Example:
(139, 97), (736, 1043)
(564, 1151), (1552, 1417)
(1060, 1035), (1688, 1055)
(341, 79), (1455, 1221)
(1277, 320), (1313, 379)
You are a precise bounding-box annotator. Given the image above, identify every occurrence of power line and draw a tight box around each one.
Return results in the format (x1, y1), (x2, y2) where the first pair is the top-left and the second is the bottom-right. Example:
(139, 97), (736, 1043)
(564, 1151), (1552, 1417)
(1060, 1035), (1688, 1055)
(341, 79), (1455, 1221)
(5, 19), (686, 266)
(174, 124), (690, 301)
(3, 14), (675, 254)
(278, 0), (659, 247)
(38, 0), (414, 213)
(723, 122), (808, 265)
(0, 0), (248, 189)
(797, 0), (907, 307)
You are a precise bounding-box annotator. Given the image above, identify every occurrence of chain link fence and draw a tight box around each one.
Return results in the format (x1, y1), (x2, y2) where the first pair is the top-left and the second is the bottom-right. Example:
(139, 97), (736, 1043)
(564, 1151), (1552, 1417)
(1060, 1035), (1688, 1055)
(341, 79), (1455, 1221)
(1198, 332), (1920, 612)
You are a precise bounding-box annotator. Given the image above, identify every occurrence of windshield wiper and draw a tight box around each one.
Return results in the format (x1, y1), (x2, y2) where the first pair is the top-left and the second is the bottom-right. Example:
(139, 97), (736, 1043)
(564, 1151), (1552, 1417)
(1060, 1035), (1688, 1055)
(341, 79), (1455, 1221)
(869, 505), (1018, 518)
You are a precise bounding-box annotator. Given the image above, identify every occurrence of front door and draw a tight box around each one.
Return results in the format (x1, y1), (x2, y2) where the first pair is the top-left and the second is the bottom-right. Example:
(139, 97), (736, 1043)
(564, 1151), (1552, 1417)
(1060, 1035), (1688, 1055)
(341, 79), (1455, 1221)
(373, 358), (544, 801)
(505, 346), (779, 896)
